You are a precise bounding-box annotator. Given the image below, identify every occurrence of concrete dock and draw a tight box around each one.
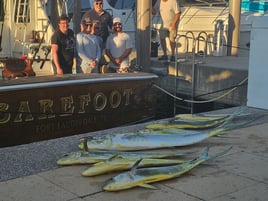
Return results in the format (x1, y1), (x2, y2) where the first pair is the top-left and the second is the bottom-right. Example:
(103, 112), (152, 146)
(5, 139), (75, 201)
(150, 53), (249, 107)
(0, 106), (268, 201)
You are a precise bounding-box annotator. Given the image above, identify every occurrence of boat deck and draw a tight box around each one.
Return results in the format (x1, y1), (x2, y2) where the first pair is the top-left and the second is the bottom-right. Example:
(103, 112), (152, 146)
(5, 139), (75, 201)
(0, 72), (158, 87)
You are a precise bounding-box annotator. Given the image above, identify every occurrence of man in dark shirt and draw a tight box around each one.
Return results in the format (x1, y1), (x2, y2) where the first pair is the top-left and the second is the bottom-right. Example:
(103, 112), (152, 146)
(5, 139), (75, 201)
(82, 0), (113, 45)
(51, 15), (75, 74)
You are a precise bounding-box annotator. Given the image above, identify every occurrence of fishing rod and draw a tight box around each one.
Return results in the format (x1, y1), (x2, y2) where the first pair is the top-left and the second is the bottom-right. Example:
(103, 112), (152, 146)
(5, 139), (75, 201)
(32, 21), (50, 59)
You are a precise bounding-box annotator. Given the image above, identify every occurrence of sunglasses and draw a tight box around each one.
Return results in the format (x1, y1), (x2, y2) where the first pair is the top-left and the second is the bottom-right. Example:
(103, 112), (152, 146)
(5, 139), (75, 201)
(114, 23), (122, 26)
(84, 23), (92, 27)
(95, 2), (103, 5)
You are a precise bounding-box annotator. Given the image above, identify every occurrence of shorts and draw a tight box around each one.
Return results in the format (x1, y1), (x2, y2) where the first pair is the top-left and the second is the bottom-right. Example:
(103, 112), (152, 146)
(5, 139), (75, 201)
(159, 28), (177, 43)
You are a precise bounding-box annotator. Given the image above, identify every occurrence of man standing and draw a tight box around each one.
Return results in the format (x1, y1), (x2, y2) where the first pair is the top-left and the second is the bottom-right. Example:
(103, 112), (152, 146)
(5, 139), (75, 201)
(153, 0), (181, 62)
(76, 18), (101, 74)
(82, 0), (113, 45)
(51, 15), (75, 74)
(105, 17), (132, 73)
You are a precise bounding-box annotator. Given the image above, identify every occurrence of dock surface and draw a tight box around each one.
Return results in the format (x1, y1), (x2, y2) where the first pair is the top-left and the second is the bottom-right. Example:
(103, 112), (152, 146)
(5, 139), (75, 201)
(0, 106), (268, 201)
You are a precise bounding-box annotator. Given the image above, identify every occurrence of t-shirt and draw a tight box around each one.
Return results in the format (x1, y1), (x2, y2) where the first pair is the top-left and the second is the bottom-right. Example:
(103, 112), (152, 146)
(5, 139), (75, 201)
(51, 29), (75, 74)
(106, 32), (132, 68)
(76, 32), (101, 72)
(154, 0), (181, 29)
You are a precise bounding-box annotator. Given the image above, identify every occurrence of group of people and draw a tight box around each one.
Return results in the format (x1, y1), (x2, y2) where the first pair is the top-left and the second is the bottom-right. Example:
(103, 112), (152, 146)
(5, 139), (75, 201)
(51, 0), (181, 75)
(51, 0), (133, 75)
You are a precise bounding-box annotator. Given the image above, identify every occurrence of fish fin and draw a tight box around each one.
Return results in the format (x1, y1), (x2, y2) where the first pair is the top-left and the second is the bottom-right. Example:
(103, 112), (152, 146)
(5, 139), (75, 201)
(107, 154), (124, 161)
(80, 138), (89, 152)
(201, 146), (232, 161)
(189, 146), (210, 162)
(200, 145), (210, 159)
(210, 146), (232, 159)
(130, 158), (143, 176)
(138, 183), (159, 190)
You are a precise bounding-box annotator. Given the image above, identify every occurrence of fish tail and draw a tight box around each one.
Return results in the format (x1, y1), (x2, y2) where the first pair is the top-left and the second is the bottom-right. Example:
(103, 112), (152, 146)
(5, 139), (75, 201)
(220, 107), (247, 126)
(200, 146), (232, 161)
(207, 107), (249, 136)
(207, 119), (251, 138)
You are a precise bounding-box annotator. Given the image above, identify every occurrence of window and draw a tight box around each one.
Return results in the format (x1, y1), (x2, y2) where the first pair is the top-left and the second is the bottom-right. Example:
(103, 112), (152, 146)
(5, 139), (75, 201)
(13, 0), (30, 23)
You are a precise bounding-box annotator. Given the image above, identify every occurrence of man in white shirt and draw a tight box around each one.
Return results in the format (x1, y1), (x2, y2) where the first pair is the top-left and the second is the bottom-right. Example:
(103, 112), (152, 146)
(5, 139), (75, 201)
(105, 17), (133, 73)
(76, 18), (101, 73)
(153, 0), (181, 62)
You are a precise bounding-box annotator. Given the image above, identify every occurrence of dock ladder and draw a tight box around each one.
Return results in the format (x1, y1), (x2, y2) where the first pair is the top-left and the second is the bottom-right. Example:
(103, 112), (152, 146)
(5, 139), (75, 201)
(173, 34), (194, 115)
(173, 31), (212, 115)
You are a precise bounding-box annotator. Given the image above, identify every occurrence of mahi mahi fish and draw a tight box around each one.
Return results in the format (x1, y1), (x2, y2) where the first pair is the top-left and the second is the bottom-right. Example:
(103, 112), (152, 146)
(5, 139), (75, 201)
(174, 112), (249, 121)
(102, 146), (232, 191)
(146, 110), (249, 130)
(57, 149), (193, 166)
(79, 119), (245, 151)
(82, 156), (185, 176)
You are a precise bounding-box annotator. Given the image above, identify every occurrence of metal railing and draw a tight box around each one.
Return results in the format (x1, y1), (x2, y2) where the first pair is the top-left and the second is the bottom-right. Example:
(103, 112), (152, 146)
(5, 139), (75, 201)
(174, 30), (213, 114)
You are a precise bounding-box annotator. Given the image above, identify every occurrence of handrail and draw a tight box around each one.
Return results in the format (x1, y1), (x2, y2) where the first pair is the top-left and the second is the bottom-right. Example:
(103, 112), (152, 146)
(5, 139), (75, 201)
(185, 31), (195, 59)
(176, 34), (189, 60)
(196, 31), (208, 63)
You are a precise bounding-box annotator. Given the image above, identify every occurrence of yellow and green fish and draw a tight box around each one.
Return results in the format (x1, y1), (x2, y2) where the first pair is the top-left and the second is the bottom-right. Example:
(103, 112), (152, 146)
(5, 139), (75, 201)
(82, 156), (185, 176)
(146, 111), (248, 130)
(102, 146), (232, 191)
(79, 121), (244, 151)
(57, 149), (193, 166)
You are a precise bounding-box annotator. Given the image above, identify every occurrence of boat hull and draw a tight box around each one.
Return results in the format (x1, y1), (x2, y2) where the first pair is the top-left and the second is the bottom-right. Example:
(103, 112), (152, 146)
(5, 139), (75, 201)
(0, 73), (158, 147)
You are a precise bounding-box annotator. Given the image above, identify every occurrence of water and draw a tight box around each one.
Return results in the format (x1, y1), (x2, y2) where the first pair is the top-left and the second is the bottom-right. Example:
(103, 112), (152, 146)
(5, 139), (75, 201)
(155, 92), (235, 119)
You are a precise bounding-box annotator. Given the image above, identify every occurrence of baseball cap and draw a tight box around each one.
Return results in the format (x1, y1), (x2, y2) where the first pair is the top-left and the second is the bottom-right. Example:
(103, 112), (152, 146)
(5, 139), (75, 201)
(113, 17), (121, 24)
(82, 17), (91, 25)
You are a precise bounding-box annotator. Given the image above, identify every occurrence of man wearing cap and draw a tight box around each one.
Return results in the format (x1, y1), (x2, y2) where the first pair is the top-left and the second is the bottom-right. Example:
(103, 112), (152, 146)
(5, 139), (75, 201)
(76, 18), (101, 73)
(105, 17), (133, 73)
(82, 0), (113, 45)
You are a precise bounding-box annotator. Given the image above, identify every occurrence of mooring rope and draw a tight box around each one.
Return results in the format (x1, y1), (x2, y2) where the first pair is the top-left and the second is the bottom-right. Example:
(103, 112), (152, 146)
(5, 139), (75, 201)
(152, 77), (248, 104)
